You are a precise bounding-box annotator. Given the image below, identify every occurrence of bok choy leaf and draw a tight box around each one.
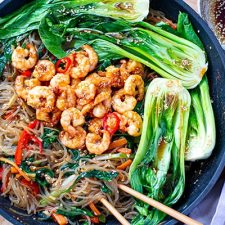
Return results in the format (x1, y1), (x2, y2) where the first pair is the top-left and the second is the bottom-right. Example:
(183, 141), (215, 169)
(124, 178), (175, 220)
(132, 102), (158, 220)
(38, 12), (207, 89)
(176, 12), (216, 161)
(129, 78), (191, 224)
(0, 0), (149, 39)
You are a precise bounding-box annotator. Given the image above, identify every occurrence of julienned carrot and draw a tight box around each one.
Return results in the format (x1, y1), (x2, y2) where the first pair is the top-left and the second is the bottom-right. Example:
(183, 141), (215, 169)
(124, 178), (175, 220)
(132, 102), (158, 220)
(117, 159), (133, 170)
(117, 148), (132, 154)
(52, 213), (68, 225)
(10, 167), (18, 174)
(108, 138), (127, 150)
(89, 202), (101, 216)
(0, 157), (31, 181)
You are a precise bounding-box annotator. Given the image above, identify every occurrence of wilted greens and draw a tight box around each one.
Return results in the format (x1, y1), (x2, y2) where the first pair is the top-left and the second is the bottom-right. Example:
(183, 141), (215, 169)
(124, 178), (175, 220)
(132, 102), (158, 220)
(129, 78), (191, 224)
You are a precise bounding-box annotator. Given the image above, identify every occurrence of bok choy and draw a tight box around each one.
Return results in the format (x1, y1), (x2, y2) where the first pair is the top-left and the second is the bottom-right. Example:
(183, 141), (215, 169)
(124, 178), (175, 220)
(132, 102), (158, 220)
(176, 12), (216, 161)
(38, 12), (207, 88)
(129, 78), (191, 224)
(0, 0), (149, 39)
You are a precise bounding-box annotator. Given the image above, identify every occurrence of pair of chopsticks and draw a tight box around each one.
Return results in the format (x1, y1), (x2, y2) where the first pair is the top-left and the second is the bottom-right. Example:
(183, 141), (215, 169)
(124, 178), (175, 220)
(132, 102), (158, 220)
(100, 184), (203, 225)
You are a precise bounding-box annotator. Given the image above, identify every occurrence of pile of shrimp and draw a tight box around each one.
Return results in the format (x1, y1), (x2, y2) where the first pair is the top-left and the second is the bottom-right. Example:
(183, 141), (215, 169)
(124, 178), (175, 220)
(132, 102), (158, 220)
(12, 43), (145, 155)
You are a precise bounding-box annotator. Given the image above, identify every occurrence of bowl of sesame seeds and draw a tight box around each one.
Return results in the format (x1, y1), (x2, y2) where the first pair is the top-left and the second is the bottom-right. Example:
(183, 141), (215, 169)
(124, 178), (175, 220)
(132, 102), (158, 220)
(199, 0), (225, 49)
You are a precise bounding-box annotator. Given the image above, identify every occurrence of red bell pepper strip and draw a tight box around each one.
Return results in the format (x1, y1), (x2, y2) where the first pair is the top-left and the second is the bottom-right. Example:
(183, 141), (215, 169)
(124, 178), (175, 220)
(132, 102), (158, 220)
(55, 57), (72, 73)
(0, 166), (3, 180)
(20, 178), (40, 195)
(103, 113), (120, 135)
(15, 120), (42, 165)
(20, 69), (32, 77)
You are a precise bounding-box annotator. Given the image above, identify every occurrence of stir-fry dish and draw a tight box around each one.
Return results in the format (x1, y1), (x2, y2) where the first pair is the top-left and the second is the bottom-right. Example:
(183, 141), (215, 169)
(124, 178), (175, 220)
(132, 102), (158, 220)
(0, 1), (216, 225)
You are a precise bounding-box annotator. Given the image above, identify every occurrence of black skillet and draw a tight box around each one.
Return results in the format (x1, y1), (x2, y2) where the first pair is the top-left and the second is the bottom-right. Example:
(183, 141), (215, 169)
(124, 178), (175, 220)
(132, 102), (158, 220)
(1, 0), (225, 224)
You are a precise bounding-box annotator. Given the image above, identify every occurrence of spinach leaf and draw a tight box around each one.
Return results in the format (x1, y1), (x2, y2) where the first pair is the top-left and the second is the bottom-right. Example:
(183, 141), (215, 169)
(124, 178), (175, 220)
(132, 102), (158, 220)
(78, 170), (118, 182)
(35, 168), (54, 187)
(40, 127), (59, 149)
(0, 38), (16, 75)
(57, 207), (93, 218)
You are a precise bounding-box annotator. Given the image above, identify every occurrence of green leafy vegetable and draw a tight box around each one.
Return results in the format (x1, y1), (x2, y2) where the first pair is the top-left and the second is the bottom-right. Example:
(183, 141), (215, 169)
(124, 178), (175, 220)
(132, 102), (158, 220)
(176, 13), (216, 161)
(0, 0), (149, 40)
(40, 169), (118, 206)
(129, 78), (191, 224)
(38, 12), (207, 89)
(57, 206), (93, 218)
(35, 168), (54, 187)
(40, 128), (59, 149)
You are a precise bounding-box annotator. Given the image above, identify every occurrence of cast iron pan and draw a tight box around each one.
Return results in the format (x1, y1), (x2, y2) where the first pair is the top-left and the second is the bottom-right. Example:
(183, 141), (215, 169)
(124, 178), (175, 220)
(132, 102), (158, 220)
(1, 0), (225, 224)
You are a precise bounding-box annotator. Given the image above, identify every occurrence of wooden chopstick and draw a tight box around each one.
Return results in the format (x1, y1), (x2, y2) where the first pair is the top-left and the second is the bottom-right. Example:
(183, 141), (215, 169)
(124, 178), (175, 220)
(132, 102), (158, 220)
(118, 184), (203, 225)
(100, 198), (130, 225)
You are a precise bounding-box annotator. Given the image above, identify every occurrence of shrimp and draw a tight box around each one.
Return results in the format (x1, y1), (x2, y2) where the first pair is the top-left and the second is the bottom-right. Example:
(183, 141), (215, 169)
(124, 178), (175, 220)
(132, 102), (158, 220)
(86, 130), (111, 155)
(105, 65), (124, 88)
(85, 73), (111, 88)
(12, 44), (38, 71)
(70, 52), (90, 79)
(92, 103), (108, 118)
(94, 88), (112, 105)
(88, 118), (103, 135)
(75, 81), (97, 106)
(59, 127), (86, 149)
(36, 108), (61, 127)
(56, 86), (76, 111)
(27, 86), (55, 112)
(71, 78), (81, 88)
(50, 73), (70, 92)
(120, 59), (144, 78)
(124, 75), (145, 101)
(82, 45), (98, 72)
(60, 107), (85, 136)
(32, 60), (56, 81)
(112, 89), (137, 114)
(15, 76), (40, 100)
(123, 111), (143, 137)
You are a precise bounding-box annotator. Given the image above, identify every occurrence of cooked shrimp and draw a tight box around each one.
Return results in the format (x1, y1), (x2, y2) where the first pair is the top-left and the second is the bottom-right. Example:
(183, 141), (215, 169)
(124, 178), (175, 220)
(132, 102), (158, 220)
(114, 112), (128, 132)
(71, 78), (81, 88)
(75, 81), (96, 106)
(92, 103), (107, 118)
(12, 44), (38, 71)
(50, 73), (70, 91)
(86, 130), (111, 155)
(120, 59), (144, 78)
(36, 108), (61, 127)
(88, 118), (103, 135)
(32, 60), (56, 81)
(123, 111), (143, 137)
(15, 76), (40, 100)
(60, 107), (85, 136)
(94, 88), (112, 106)
(27, 86), (55, 112)
(85, 73), (111, 88)
(105, 65), (124, 88)
(112, 89), (137, 114)
(70, 52), (90, 79)
(82, 45), (98, 72)
(59, 127), (86, 149)
(56, 86), (76, 111)
(124, 75), (145, 101)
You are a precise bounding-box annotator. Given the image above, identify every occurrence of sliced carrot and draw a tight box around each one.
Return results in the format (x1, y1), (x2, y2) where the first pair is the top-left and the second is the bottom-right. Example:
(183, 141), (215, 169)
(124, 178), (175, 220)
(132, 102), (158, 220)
(89, 202), (101, 216)
(10, 167), (18, 174)
(117, 148), (132, 154)
(0, 157), (31, 181)
(52, 213), (68, 225)
(90, 216), (99, 224)
(117, 159), (133, 170)
(108, 138), (127, 150)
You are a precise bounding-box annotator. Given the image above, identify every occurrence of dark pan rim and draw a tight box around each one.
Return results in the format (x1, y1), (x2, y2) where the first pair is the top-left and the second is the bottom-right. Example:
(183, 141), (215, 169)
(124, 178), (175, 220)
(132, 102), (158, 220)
(1, 0), (225, 225)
